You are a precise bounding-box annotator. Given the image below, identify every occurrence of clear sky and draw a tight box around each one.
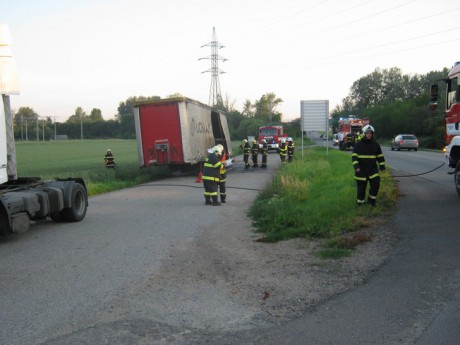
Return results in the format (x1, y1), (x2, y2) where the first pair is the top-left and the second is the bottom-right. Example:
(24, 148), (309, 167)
(2, 0), (460, 122)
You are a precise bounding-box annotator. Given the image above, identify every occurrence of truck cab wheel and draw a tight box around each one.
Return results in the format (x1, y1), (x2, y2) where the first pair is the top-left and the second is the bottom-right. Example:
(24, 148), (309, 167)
(0, 211), (12, 236)
(51, 183), (88, 222)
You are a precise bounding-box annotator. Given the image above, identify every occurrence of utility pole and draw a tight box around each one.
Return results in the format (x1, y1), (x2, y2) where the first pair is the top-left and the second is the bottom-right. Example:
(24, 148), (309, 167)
(199, 27), (227, 107)
(51, 116), (57, 141)
(41, 118), (45, 141)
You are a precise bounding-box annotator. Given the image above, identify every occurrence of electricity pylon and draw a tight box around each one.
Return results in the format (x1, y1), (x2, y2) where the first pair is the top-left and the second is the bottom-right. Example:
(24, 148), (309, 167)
(199, 27), (227, 107)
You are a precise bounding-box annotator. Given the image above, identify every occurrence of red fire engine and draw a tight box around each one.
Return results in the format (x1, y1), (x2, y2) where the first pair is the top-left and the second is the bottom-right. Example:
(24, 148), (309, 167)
(258, 125), (288, 152)
(337, 116), (369, 150)
(429, 61), (460, 197)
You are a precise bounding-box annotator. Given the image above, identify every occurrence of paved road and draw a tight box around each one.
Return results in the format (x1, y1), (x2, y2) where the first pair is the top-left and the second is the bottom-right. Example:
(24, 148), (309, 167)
(232, 147), (460, 344)
(0, 153), (282, 345)
(2, 143), (460, 344)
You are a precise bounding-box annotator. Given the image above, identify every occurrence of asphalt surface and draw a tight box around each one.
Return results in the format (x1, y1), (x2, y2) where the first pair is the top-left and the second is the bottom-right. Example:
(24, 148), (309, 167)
(227, 141), (460, 344)
(2, 140), (460, 344)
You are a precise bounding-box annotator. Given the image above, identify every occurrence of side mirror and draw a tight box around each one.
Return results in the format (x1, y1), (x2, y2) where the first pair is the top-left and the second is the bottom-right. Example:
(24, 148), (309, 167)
(429, 84), (438, 111)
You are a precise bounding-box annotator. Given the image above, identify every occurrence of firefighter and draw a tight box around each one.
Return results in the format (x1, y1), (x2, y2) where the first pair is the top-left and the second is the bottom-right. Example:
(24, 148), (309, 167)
(240, 139), (251, 169)
(279, 138), (287, 163)
(104, 149), (115, 168)
(219, 147), (228, 203)
(251, 139), (259, 167)
(202, 145), (223, 206)
(287, 137), (295, 163)
(352, 125), (385, 206)
(260, 139), (268, 168)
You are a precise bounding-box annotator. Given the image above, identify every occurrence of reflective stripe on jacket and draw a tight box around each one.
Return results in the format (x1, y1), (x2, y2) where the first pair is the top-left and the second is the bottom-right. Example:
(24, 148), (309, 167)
(202, 153), (221, 182)
(352, 138), (385, 180)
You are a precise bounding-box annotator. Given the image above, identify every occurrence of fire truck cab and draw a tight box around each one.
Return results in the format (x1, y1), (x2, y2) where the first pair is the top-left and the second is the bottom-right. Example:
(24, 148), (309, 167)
(429, 61), (460, 197)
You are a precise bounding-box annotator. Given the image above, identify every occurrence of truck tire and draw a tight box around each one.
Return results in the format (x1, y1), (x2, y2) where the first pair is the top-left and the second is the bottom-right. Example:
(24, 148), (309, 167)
(455, 161), (460, 198)
(53, 183), (87, 222)
(0, 211), (11, 236)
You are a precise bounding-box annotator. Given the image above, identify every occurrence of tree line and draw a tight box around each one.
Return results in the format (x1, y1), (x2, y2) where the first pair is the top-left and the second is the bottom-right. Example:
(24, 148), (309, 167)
(330, 66), (449, 148)
(12, 65), (449, 147)
(12, 92), (298, 141)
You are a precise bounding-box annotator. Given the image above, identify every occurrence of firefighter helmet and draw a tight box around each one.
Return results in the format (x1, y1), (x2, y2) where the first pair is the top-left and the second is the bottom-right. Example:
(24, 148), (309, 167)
(262, 139), (267, 143)
(253, 139), (257, 144)
(243, 139), (248, 143)
(287, 137), (293, 142)
(363, 125), (375, 133)
(280, 138), (286, 143)
(212, 145), (223, 155)
(107, 149), (111, 153)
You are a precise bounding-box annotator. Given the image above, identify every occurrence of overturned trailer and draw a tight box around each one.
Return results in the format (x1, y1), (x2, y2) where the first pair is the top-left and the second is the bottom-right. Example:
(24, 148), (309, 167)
(133, 97), (233, 170)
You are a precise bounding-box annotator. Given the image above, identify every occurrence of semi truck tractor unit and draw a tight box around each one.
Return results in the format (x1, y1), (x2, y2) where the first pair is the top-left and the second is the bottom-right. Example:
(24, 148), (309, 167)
(429, 60), (460, 197)
(133, 97), (233, 170)
(0, 23), (88, 235)
(0, 99), (88, 235)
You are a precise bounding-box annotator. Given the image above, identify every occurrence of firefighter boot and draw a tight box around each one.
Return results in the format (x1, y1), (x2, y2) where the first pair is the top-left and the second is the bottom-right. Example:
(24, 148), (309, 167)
(367, 198), (376, 207)
(212, 196), (221, 206)
(220, 195), (226, 203)
(205, 196), (212, 205)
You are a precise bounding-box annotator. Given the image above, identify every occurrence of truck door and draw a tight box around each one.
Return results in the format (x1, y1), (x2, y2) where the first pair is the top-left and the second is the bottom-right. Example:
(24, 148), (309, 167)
(211, 111), (228, 152)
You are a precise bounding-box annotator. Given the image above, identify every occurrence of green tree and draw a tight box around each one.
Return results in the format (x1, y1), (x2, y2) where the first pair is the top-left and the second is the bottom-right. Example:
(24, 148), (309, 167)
(235, 117), (265, 140)
(242, 99), (254, 117)
(66, 107), (86, 124)
(254, 92), (283, 123)
(88, 108), (103, 122)
(13, 107), (39, 140)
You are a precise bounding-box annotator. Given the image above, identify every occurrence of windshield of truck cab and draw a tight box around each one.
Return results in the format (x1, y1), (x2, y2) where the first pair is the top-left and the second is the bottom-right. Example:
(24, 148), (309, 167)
(260, 129), (278, 136)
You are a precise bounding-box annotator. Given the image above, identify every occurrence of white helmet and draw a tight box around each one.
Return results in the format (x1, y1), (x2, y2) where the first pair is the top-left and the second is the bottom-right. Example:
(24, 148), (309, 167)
(280, 138), (286, 143)
(107, 149), (111, 153)
(262, 139), (267, 143)
(212, 145), (223, 155)
(243, 139), (248, 143)
(287, 137), (293, 142)
(363, 125), (375, 133)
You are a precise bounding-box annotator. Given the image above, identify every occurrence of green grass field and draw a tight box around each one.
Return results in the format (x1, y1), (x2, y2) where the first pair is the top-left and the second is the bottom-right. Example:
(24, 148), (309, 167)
(14, 139), (169, 195)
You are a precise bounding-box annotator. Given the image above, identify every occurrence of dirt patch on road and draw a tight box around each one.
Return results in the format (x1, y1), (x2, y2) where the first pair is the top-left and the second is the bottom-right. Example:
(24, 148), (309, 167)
(137, 202), (398, 332)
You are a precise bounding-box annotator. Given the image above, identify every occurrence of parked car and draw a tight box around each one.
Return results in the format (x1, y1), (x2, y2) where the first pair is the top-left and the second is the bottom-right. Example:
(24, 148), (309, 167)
(332, 134), (339, 146)
(391, 134), (419, 151)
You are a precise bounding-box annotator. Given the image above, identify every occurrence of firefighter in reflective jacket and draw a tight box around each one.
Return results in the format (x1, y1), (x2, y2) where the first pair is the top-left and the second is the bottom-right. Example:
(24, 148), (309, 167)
(104, 149), (115, 168)
(240, 139), (251, 169)
(202, 145), (223, 206)
(352, 125), (385, 206)
(219, 150), (227, 203)
(279, 138), (287, 163)
(251, 139), (259, 167)
(260, 139), (268, 168)
(287, 137), (295, 163)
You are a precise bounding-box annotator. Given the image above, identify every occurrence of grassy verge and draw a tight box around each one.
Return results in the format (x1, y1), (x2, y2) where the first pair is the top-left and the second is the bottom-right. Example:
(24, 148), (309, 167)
(248, 146), (398, 256)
